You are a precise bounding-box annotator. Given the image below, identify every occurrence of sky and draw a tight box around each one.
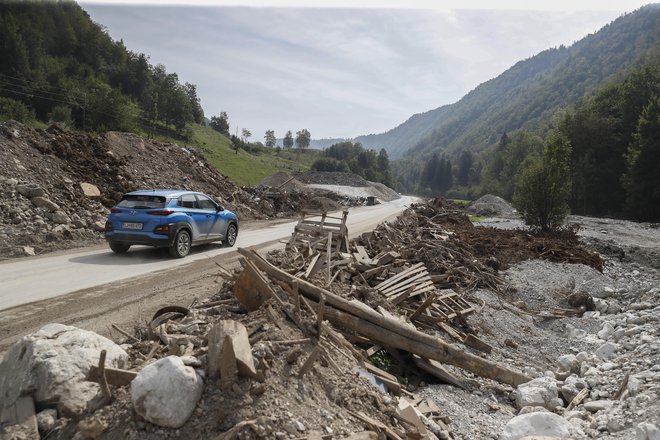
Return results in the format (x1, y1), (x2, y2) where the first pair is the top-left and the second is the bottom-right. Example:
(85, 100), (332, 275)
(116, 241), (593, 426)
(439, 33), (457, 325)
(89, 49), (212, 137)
(81, 1), (651, 141)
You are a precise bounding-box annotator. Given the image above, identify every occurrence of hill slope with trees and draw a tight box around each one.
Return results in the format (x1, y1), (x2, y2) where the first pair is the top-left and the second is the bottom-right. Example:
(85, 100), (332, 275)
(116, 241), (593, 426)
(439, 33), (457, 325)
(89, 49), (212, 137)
(0, 1), (203, 138)
(356, 5), (660, 162)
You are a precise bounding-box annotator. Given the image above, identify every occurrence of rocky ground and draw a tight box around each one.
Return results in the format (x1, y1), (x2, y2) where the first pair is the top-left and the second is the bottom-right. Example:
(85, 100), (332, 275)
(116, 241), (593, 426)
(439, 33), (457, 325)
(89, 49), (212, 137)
(1, 197), (658, 440)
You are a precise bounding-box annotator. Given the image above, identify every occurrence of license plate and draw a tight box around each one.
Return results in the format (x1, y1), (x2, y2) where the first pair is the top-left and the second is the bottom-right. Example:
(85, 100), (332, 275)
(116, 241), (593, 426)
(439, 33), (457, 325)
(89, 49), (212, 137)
(123, 222), (143, 230)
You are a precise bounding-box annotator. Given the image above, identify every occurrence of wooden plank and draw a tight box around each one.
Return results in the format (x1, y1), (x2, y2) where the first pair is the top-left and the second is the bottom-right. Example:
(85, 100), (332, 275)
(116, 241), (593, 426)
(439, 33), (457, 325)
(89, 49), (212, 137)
(463, 334), (493, 354)
(383, 279), (434, 298)
(380, 270), (430, 294)
(412, 356), (466, 389)
(374, 262), (425, 291)
(88, 365), (138, 386)
(303, 253), (321, 279)
(409, 293), (437, 321)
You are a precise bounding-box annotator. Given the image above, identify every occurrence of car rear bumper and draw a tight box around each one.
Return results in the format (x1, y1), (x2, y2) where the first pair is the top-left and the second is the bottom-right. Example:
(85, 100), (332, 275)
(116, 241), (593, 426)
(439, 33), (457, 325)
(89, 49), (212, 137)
(105, 232), (171, 247)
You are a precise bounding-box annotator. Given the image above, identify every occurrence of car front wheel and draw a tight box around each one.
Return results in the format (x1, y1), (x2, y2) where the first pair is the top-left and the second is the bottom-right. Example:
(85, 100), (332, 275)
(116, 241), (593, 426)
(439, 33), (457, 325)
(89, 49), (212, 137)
(169, 229), (191, 258)
(109, 243), (130, 254)
(224, 223), (237, 247)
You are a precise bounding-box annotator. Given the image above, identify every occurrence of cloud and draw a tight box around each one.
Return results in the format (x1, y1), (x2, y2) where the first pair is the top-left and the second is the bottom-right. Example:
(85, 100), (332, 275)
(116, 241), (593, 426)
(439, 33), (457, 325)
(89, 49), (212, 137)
(83, 4), (633, 139)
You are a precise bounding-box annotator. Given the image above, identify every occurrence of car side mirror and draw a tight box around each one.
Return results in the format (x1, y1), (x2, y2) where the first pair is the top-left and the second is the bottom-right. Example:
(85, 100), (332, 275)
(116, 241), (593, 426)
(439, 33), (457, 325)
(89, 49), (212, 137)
(217, 205), (225, 212)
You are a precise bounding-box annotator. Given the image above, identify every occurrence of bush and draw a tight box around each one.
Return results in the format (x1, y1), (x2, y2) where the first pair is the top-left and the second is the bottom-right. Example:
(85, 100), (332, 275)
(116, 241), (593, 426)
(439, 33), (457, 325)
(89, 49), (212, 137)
(0, 97), (33, 122)
(512, 132), (572, 231)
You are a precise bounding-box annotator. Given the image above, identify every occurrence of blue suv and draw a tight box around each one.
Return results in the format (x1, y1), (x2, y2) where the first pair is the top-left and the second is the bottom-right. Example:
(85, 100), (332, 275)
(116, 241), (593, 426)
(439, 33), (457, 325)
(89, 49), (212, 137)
(104, 190), (239, 258)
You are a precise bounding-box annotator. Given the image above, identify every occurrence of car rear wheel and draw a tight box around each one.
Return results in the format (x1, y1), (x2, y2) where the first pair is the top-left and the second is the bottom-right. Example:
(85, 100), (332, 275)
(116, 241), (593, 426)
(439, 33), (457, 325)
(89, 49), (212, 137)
(224, 223), (237, 247)
(109, 243), (130, 254)
(169, 229), (191, 258)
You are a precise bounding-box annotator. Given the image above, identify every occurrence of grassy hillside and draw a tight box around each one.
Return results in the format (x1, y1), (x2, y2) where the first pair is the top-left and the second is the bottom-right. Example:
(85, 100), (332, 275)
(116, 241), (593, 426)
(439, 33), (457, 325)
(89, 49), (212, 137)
(164, 125), (323, 186)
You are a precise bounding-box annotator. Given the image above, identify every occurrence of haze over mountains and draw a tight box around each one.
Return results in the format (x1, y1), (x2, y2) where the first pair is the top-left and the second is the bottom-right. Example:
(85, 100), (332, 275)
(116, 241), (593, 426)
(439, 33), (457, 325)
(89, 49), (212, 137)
(345, 4), (660, 160)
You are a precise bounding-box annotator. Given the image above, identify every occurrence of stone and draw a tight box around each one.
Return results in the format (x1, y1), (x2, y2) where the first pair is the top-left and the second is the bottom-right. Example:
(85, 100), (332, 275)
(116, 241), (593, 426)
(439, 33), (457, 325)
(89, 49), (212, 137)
(0, 323), (128, 417)
(595, 342), (619, 360)
(131, 356), (203, 428)
(80, 183), (101, 197)
(36, 408), (58, 433)
(597, 322), (615, 340)
(636, 422), (660, 440)
(560, 375), (588, 403)
(21, 246), (35, 256)
(49, 211), (71, 224)
(91, 221), (106, 232)
(345, 433), (379, 440)
(30, 196), (60, 212)
(513, 376), (563, 410)
(593, 286), (615, 299)
(78, 418), (107, 439)
(583, 400), (614, 412)
(500, 412), (582, 440)
(565, 324), (587, 339)
(16, 183), (44, 198)
(557, 355), (579, 374)
(207, 320), (257, 379)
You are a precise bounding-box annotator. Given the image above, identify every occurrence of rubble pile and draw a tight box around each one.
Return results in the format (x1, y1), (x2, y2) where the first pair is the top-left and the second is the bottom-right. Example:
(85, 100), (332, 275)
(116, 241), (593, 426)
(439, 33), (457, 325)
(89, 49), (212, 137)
(1, 199), (658, 440)
(0, 121), (262, 258)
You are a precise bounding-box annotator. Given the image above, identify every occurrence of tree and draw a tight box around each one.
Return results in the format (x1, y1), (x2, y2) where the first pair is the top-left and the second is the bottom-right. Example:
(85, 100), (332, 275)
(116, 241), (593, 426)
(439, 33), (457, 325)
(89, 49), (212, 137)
(295, 129), (311, 150)
(210, 112), (229, 135)
(241, 128), (251, 143)
(264, 129), (276, 148)
(512, 132), (572, 231)
(283, 130), (294, 149)
(457, 150), (474, 186)
(623, 95), (660, 220)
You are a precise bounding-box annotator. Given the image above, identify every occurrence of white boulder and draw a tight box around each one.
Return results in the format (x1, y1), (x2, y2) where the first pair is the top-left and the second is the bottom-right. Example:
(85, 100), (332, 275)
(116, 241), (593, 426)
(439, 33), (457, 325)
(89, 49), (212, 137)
(500, 412), (583, 439)
(131, 356), (203, 428)
(513, 376), (563, 410)
(636, 423), (660, 440)
(0, 323), (128, 417)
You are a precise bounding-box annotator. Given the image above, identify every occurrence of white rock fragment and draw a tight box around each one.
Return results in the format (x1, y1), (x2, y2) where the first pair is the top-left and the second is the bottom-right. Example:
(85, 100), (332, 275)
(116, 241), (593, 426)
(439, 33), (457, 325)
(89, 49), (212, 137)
(0, 323), (128, 417)
(583, 399), (614, 412)
(131, 356), (203, 428)
(513, 376), (563, 410)
(595, 342), (620, 360)
(500, 412), (583, 440)
(636, 422), (660, 440)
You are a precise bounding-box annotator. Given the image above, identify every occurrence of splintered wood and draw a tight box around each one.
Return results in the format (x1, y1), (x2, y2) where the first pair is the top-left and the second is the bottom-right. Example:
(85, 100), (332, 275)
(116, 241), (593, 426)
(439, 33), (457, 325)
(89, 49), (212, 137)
(287, 209), (350, 283)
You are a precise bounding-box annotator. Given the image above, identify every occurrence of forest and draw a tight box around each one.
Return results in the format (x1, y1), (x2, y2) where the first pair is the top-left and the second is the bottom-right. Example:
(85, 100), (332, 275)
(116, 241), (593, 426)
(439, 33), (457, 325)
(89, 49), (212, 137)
(0, 1), (203, 138)
(311, 141), (395, 189)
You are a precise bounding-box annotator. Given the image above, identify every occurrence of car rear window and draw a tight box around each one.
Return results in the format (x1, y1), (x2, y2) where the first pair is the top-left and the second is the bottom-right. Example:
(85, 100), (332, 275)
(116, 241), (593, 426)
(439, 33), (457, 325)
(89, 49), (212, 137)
(117, 195), (167, 209)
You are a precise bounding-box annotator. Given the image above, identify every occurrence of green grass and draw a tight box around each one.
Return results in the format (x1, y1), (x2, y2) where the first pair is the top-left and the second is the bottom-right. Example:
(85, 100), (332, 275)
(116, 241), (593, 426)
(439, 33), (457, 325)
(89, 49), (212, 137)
(468, 214), (486, 222)
(187, 125), (322, 186)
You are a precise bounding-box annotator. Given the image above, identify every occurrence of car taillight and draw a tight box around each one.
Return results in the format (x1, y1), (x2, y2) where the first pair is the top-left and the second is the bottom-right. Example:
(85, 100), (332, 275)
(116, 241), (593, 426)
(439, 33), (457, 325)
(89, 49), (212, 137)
(147, 210), (173, 216)
(110, 208), (123, 213)
(154, 225), (170, 235)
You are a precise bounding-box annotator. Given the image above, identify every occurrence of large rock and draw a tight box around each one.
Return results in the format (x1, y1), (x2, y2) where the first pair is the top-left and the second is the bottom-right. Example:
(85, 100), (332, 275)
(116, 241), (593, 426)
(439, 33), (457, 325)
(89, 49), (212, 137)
(80, 182), (101, 197)
(513, 376), (563, 410)
(16, 183), (44, 198)
(0, 323), (128, 417)
(30, 196), (60, 212)
(130, 356), (203, 428)
(500, 412), (582, 440)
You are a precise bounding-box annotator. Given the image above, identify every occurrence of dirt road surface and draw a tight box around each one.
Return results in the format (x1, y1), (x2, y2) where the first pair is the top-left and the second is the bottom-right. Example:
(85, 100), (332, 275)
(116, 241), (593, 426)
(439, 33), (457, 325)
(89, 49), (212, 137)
(0, 197), (413, 352)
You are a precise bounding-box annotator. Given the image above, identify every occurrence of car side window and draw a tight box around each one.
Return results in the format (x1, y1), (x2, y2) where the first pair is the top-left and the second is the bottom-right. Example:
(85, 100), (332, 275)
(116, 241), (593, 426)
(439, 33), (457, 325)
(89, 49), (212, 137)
(196, 195), (217, 211)
(178, 194), (197, 209)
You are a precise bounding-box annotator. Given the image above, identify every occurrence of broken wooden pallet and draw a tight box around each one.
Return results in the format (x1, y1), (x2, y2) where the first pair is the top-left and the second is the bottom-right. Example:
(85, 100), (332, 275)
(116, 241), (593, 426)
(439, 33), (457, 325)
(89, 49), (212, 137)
(287, 210), (349, 255)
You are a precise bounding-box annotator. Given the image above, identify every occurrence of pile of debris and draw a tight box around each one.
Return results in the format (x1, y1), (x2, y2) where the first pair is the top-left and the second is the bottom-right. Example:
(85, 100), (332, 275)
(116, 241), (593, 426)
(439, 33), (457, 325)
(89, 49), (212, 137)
(4, 199), (656, 440)
(256, 171), (400, 217)
(0, 120), (263, 259)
